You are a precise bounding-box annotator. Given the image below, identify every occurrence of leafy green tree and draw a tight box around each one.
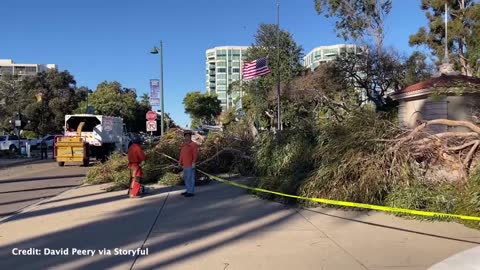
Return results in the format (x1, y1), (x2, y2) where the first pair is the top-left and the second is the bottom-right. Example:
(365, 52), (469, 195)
(183, 91), (222, 127)
(409, 0), (480, 75)
(17, 69), (81, 135)
(0, 74), (32, 133)
(314, 0), (392, 48)
(242, 23), (304, 129)
(87, 81), (137, 125)
(73, 87), (93, 114)
(126, 93), (150, 133)
(404, 51), (435, 85)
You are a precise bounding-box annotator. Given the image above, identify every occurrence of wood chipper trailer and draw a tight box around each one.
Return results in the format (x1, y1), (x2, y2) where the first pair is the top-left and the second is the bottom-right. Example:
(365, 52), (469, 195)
(55, 114), (130, 167)
(55, 122), (88, 166)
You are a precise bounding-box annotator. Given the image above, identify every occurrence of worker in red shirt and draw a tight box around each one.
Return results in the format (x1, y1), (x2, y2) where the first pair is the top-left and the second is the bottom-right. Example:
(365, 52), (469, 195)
(128, 135), (146, 198)
(179, 130), (198, 197)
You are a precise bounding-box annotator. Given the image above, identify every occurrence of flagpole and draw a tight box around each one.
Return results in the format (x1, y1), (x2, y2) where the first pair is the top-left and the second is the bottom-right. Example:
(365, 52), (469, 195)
(276, 0), (281, 130)
(255, 79), (260, 130)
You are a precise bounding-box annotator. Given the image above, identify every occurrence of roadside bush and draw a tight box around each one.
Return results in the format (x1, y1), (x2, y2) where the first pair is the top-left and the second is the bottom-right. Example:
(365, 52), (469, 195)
(252, 128), (317, 202)
(255, 129), (316, 177)
(158, 172), (182, 186)
(385, 183), (459, 221)
(456, 167), (480, 228)
(85, 152), (130, 188)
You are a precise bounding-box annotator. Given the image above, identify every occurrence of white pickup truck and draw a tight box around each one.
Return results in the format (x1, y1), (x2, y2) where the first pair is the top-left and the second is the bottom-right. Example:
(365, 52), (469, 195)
(0, 135), (28, 153)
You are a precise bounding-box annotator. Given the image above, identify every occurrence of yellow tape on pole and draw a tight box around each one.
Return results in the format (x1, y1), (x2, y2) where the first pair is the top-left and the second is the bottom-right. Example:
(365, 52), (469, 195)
(161, 153), (480, 222)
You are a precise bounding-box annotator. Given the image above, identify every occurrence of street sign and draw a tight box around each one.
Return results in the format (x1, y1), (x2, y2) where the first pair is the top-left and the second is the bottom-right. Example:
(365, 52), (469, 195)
(146, 120), (157, 132)
(150, 98), (160, 106)
(146, 110), (157, 121)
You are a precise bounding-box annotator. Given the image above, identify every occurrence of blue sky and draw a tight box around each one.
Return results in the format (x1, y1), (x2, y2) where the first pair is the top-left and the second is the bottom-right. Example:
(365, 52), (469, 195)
(2, 0), (427, 127)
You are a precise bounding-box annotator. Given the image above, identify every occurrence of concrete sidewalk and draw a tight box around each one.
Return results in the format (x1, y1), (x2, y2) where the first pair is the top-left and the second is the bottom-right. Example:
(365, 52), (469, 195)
(0, 177), (479, 270)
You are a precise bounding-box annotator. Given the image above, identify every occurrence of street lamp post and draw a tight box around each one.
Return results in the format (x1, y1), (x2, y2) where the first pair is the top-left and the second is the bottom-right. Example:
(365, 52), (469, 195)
(150, 42), (165, 136)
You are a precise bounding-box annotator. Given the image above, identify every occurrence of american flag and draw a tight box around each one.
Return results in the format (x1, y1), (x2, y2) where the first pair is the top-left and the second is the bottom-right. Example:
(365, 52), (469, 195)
(242, 57), (271, 80)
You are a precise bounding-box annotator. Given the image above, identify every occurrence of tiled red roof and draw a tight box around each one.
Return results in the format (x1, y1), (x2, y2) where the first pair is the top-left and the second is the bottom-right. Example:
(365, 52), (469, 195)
(394, 74), (480, 95)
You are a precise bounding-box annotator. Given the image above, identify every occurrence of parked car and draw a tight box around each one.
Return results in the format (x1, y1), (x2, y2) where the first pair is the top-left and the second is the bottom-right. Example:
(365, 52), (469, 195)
(0, 135), (28, 153)
(28, 134), (61, 149)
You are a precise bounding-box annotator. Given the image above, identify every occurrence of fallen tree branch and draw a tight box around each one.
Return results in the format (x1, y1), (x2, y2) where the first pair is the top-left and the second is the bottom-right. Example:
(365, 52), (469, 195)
(464, 140), (480, 168)
(393, 122), (427, 149)
(410, 132), (480, 145)
(448, 141), (478, 151)
(425, 119), (480, 134)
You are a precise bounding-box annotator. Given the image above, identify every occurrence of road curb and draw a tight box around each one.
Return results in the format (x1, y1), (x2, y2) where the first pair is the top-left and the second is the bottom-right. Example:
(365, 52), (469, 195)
(0, 184), (89, 225)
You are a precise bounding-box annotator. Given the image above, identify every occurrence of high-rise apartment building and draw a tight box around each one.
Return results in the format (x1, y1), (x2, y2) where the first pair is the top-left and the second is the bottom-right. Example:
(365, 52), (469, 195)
(0, 59), (57, 77)
(205, 46), (249, 111)
(303, 44), (360, 71)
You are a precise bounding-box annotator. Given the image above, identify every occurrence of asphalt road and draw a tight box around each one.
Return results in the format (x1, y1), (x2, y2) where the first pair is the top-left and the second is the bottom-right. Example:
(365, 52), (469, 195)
(0, 160), (87, 220)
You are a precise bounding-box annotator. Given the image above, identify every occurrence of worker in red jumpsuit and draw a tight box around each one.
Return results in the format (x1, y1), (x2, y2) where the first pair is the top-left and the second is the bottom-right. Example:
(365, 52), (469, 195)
(128, 135), (146, 198)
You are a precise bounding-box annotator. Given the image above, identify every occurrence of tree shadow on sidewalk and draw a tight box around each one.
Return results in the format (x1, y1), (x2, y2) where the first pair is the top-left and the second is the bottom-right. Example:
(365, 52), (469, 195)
(0, 174), (86, 184)
(0, 179), (300, 270)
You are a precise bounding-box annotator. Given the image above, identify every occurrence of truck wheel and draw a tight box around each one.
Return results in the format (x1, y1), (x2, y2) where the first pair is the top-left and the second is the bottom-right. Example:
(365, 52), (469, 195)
(58, 162), (65, 167)
(9, 145), (17, 154)
(83, 158), (89, 167)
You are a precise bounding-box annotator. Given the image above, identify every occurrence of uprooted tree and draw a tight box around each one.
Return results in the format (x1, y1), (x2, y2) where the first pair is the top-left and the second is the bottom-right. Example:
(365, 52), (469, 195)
(391, 119), (480, 180)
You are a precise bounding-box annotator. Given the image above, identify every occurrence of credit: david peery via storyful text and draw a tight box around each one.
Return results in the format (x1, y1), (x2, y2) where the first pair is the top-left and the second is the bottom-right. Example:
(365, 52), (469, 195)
(11, 248), (149, 257)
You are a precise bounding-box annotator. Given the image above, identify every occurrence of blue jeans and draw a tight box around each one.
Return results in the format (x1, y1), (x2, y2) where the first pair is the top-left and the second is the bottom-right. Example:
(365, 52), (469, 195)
(183, 167), (195, 194)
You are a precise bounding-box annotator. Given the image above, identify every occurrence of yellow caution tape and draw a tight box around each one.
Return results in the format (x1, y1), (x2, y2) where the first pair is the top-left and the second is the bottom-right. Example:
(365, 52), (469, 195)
(161, 153), (480, 222)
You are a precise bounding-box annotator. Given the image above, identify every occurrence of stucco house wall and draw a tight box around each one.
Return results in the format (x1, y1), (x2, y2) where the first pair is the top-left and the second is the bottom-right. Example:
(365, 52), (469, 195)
(392, 74), (480, 134)
(398, 95), (480, 133)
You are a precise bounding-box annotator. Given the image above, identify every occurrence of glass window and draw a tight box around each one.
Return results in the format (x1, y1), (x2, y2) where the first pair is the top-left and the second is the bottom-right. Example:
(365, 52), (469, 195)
(232, 62), (240, 67)
(324, 48), (338, 55)
(0, 136), (5, 141)
(217, 79), (227, 85)
(217, 74), (226, 79)
(232, 68), (240, 73)
(231, 55), (240, 60)
(9, 135), (18, 140)
(217, 85), (227, 90)
(217, 61), (226, 67)
(217, 68), (226, 73)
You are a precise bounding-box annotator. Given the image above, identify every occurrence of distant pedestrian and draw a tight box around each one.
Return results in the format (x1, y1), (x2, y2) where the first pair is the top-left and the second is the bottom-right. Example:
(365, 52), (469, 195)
(40, 139), (48, 160)
(128, 135), (146, 198)
(179, 130), (198, 197)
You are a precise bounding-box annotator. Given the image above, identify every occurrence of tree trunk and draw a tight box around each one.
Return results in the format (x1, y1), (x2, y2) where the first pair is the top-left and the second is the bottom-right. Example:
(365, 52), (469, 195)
(458, 38), (472, 76)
